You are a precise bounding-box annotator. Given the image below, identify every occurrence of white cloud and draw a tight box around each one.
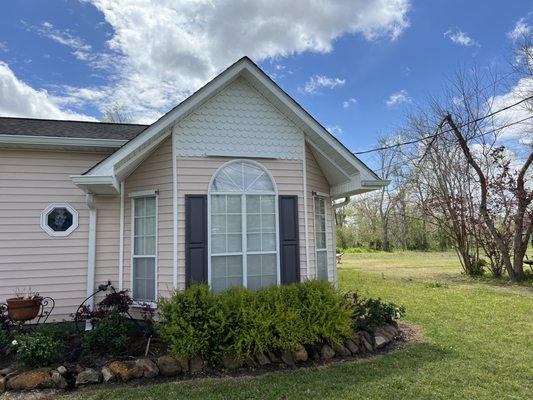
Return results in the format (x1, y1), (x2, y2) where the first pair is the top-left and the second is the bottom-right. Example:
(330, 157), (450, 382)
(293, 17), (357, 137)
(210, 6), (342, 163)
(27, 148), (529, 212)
(32, 21), (93, 61)
(444, 27), (479, 47)
(302, 75), (346, 94)
(0, 62), (96, 121)
(73, 0), (410, 122)
(326, 125), (343, 135)
(0, 42), (8, 53)
(490, 76), (533, 145)
(9, 0), (411, 123)
(385, 89), (411, 107)
(342, 97), (357, 108)
(507, 16), (531, 42)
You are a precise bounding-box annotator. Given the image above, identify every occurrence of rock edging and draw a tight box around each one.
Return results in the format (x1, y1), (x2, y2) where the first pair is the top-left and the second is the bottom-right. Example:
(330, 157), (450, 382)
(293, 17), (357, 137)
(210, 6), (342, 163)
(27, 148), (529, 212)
(0, 323), (401, 394)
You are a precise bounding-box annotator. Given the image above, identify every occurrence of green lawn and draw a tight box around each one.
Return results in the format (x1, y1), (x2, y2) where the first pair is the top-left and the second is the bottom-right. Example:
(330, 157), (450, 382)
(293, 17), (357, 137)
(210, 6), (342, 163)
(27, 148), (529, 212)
(64, 252), (533, 400)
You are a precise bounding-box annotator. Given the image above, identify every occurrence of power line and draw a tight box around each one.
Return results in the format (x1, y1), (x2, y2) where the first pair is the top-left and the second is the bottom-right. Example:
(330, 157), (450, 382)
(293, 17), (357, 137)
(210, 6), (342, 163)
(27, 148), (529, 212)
(354, 95), (533, 155)
(370, 115), (533, 174)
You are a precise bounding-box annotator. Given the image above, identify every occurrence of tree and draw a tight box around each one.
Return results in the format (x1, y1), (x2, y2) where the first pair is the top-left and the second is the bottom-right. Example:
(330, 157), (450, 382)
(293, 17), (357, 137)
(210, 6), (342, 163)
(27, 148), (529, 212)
(102, 103), (132, 123)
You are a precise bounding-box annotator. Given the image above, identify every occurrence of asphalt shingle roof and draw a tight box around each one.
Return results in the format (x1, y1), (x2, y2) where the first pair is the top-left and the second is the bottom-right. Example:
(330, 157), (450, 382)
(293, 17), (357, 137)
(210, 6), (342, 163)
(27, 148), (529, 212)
(0, 116), (148, 141)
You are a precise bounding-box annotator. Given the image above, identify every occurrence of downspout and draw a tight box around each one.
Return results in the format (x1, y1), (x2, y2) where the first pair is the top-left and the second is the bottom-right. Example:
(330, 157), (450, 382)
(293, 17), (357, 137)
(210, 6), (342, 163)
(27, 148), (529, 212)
(86, 193), (97, 330)
(302, 139), (310, 281)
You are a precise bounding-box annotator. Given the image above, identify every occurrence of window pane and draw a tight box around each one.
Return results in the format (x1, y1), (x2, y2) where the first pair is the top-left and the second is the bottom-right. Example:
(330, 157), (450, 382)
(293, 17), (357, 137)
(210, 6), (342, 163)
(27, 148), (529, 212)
(134, 237), (144, 255)
(247, 254), (261, 276)
(226, 255), (243, 278)
(247, 254), (277, 291)
(145, 217), (156, 235)
(211, 215), (226, 234)
(247, 233), (261, 251)
(211, 195), (226, 213)
(211, 256), (227, 279)
(226, 196), (241, 213)
(261, 196), (275, 213)
(133, 257), (156, 301)
(243, 165), (264, 189)
(250, 174), (274, 191)
(134, 198), (144, 217)
(261, 214), (275, 232)
(47, 207), (73, 232)
(262, 233), (276, 251)
(227, 233), (242, 252)
(246, 195), (260, 213)
(316, 250), (328, 280)
(144, 235), (156, 255)
(211, 234), (226, 254)
(246, 214), (261, 233)
(145, 197), (156, 216)
(211, 255), (243, 293)
(227, 214), (242, 233)
(316, 232), (326, 250)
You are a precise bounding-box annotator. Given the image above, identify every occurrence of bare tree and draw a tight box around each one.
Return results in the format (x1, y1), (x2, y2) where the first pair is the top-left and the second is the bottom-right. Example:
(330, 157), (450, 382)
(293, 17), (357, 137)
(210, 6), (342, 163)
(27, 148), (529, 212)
(102, 103), (132, 123)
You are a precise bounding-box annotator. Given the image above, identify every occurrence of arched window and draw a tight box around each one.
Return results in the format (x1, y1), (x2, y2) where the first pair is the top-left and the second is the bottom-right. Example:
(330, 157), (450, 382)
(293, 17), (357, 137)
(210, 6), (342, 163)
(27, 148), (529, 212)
(209, 160), (279, 292)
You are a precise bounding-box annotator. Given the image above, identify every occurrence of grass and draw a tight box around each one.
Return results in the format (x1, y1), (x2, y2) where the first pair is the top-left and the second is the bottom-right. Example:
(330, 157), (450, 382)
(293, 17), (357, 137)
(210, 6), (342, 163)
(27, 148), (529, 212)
(64, 251), (532, 400)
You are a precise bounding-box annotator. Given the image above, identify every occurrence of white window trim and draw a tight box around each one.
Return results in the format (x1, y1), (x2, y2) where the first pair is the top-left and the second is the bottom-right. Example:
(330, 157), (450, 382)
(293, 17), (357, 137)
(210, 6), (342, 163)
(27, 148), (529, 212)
(313, 195), (329, 281)
(207, 159), (280, 290)
(40, 203), (79, 237)
(130, 193), (158, 306)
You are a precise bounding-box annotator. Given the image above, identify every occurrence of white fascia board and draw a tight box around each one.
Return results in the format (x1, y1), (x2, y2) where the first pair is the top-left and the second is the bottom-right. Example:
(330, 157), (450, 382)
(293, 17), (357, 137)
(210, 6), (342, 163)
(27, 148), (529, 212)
(0, 134), (127, 148)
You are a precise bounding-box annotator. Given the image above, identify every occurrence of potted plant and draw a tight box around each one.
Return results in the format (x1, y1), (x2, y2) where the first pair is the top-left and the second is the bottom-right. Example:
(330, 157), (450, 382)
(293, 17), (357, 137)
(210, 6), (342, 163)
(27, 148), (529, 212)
(7, 288), (43, 322)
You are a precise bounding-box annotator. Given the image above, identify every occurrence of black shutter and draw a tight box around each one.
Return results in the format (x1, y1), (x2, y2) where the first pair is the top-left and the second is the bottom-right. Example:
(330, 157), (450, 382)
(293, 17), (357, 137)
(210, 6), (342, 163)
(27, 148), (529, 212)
(279, 195), (300, 284)
(185, 195), (208, 287)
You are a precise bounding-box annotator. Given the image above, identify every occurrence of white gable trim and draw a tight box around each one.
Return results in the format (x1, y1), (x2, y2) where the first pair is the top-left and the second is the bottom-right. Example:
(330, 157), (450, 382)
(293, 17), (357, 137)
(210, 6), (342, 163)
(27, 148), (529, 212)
(75, 57), (385, 196)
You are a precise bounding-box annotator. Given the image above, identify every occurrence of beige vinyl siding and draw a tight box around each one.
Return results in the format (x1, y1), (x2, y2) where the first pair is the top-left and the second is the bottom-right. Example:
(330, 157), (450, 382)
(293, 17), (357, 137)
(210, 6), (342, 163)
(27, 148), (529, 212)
(93, 195), (120, 304)
(305, 144), (335, 282)
(176, 157), (306, 289)
(0, 149), (109, 320)
(123, 137), (174, 300)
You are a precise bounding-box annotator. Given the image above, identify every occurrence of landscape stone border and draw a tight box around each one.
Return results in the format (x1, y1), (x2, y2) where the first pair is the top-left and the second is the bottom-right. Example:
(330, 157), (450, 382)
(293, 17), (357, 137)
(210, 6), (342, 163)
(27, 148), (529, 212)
(0, 322), (404, 395)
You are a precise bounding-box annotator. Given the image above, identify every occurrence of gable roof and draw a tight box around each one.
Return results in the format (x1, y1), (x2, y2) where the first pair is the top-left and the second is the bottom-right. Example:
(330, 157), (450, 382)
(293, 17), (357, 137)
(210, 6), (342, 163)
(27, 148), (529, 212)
(70, 57), (386, 198)
(0, 116), (148, 140)
(0, 116), (148, 151)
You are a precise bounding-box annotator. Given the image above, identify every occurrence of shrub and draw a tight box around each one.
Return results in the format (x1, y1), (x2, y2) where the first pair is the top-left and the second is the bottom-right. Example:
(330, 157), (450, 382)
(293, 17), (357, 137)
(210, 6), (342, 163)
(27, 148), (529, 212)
(158, 284), (218, 361)
(157, 281), (353, 363)
(345, 292), (405, 331)
(468, 258), (486, 277)
(82, 312), (132, 356)
(15, 332), (62, 367)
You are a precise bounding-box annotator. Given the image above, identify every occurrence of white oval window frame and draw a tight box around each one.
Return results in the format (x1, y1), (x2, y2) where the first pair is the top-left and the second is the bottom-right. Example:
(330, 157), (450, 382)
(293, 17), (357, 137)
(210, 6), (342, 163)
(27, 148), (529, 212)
(40, 203), (79, 237)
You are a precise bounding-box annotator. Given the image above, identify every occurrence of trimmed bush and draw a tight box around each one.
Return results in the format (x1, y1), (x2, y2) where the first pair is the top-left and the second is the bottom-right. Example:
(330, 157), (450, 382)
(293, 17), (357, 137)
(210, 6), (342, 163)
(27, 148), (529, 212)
(158, 280), (353, 363)
(15, 332), (62, 367)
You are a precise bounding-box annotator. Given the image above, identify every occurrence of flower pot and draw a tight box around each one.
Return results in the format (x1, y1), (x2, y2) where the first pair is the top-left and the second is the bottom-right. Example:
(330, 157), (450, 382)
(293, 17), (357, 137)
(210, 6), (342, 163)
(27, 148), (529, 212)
(6, 297), (42, 322)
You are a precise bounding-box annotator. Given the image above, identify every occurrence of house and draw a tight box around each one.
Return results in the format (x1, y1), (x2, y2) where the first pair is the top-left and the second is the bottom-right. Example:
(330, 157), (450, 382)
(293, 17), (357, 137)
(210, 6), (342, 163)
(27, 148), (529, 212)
(0, 57), (386, 321)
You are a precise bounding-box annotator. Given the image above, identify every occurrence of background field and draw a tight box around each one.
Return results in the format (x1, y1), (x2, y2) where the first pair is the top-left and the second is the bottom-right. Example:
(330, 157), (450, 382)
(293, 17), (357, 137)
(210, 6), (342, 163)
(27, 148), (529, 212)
(65, 252), (533, 400)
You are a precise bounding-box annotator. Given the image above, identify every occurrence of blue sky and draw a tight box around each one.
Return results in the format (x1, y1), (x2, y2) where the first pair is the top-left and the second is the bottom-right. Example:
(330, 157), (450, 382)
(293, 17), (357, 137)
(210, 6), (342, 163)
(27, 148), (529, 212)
(0, 0), (531, 168)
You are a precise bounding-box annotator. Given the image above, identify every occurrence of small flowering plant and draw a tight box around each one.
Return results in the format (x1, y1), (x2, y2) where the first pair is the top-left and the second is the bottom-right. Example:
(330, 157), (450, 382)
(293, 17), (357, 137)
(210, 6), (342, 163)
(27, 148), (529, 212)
(343, 291), (405, 331)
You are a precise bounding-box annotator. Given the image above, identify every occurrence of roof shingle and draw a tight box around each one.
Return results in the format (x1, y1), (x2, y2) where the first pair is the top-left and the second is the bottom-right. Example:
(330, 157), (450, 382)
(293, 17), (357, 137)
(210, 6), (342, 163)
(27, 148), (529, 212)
(0, 116), (148, 141)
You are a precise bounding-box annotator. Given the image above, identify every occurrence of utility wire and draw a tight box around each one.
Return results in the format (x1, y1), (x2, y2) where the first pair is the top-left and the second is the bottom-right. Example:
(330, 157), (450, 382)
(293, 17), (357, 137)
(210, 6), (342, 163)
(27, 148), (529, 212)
(353, 95), (533, 155)
(370, 115), (533, 174)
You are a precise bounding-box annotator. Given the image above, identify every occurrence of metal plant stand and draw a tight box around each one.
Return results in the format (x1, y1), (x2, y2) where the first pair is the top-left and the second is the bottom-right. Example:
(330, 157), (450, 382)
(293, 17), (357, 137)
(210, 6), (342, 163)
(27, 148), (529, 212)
(0, 296), (55, 330)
